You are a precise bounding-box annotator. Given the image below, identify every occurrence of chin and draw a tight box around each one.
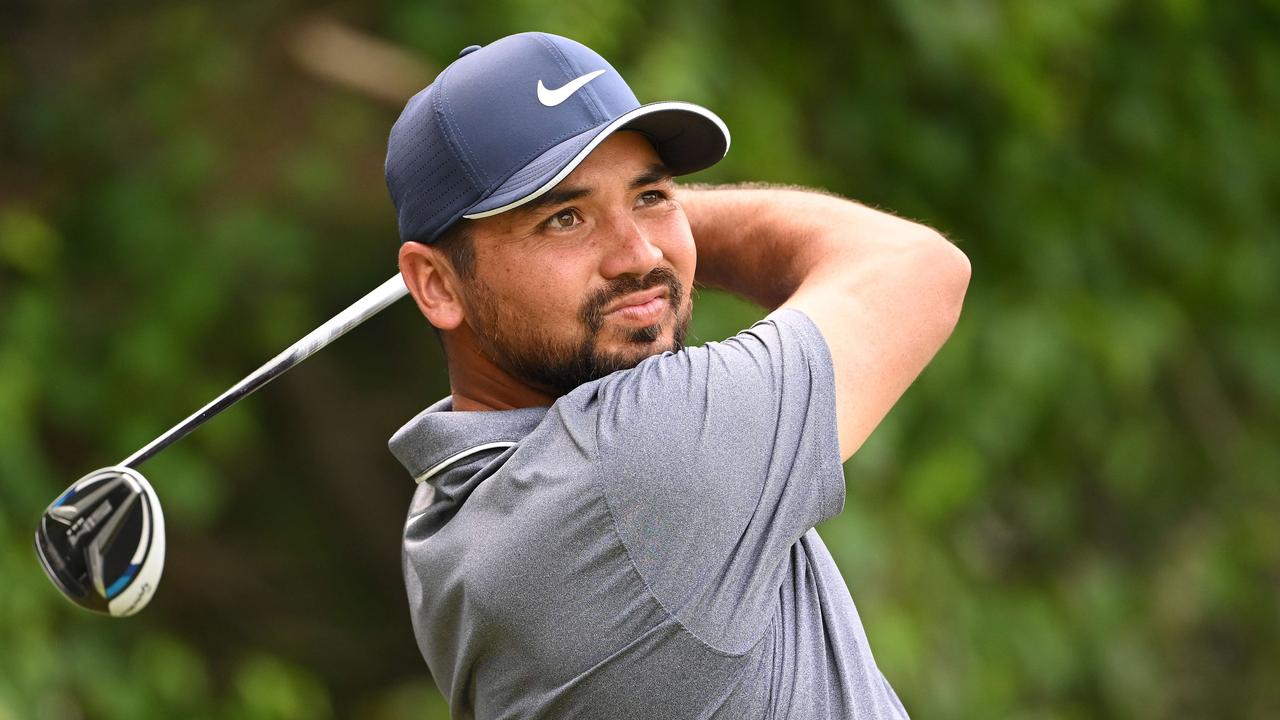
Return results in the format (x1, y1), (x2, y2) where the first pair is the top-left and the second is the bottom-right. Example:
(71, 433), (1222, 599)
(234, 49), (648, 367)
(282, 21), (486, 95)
(608, 323), (681, 362)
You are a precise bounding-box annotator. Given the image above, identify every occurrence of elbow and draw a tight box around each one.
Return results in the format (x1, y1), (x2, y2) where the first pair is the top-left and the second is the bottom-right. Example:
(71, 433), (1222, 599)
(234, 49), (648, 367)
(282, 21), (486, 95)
(935, 233), (971, 310)
(912, 230), (971, 335)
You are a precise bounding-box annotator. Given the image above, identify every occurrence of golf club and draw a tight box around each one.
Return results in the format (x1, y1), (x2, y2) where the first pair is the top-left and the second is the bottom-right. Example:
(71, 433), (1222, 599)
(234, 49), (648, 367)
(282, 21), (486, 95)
(35, 273), (409, 616)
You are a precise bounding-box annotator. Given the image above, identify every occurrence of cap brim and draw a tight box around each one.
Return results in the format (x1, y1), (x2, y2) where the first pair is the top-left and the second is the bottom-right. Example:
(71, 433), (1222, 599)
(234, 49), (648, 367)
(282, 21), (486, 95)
(462, 101), (730, 220)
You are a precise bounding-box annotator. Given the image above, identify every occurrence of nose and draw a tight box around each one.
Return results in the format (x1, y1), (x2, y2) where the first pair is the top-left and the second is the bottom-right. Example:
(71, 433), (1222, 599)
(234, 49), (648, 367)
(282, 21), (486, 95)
(598, 212), (663, 280)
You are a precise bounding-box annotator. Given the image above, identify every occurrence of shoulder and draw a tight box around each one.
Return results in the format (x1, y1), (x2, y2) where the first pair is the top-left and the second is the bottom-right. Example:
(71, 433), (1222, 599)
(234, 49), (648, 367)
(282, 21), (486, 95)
(555, 307), (835, 475)
(590, 307), (832, 417)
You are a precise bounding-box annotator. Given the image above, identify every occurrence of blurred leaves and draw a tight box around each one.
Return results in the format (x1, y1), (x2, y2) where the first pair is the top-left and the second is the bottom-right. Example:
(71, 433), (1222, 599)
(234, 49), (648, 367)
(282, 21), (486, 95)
(2, 0), (1278, 718)
(0, 207), (61, 277)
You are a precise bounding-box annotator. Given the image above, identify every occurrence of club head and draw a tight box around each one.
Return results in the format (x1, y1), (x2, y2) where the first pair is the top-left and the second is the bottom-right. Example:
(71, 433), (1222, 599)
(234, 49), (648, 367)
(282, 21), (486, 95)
(35, 466), (165, 617)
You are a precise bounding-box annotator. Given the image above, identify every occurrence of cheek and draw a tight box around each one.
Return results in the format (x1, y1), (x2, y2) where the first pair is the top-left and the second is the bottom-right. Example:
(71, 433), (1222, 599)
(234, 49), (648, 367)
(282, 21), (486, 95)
(475, 254), (590, 324)
(655, 215), (697, 289)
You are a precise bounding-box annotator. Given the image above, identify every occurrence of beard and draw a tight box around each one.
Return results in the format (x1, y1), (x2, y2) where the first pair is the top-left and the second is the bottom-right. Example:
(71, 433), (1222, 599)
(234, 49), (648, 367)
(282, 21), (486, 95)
(464, 267), (690, 396)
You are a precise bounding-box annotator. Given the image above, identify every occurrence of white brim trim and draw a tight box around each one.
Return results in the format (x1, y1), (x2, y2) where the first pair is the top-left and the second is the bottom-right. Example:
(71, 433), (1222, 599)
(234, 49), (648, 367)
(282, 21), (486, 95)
(461, 100), (730, 220)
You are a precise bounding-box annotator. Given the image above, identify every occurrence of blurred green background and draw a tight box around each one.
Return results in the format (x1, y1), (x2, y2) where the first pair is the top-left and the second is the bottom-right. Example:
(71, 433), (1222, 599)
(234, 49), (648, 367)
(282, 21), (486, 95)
(2, 1), (1278, 718)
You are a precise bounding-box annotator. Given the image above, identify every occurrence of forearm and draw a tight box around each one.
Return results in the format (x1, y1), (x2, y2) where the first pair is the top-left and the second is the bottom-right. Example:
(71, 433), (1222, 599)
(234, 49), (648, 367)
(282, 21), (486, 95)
(679, 183), (952, 309)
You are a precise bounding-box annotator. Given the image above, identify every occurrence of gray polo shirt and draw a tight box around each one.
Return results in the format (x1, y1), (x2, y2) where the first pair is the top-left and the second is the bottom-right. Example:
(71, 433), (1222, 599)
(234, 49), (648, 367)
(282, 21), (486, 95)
(390, 309), (907, 719)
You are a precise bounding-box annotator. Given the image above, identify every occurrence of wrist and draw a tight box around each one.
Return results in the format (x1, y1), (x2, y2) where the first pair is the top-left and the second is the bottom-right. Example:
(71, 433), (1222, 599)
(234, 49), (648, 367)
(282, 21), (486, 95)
(682, 184), (817, 308)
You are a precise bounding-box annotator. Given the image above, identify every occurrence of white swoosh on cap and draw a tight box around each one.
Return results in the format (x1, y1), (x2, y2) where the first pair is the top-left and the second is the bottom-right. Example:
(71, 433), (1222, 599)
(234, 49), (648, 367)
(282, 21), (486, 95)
(537, 69), (607, 107)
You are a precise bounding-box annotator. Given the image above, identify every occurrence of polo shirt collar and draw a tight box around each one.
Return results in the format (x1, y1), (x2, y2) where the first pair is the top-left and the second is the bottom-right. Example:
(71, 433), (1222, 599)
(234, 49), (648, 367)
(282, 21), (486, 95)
(388, 397), (548, 485)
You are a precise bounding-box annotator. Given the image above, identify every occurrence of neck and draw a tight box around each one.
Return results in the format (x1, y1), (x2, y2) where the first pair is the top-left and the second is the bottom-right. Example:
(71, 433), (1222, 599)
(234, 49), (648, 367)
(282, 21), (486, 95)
(442, 325), (556, 412)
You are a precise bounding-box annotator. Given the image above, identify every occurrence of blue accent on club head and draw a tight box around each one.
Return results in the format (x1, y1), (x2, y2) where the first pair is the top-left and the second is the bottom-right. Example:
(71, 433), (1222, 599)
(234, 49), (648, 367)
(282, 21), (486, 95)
(105, 563), (140, 599)
(51, 486), (75, 508)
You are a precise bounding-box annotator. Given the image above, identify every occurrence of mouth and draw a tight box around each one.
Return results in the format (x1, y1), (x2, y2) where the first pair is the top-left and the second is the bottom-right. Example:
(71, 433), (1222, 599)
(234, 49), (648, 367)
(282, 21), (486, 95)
(603, 287), (669, 325)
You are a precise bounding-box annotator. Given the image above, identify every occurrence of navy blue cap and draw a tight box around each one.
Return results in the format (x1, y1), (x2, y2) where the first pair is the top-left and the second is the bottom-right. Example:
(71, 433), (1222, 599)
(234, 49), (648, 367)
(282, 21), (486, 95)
(385, 32), (730, 244)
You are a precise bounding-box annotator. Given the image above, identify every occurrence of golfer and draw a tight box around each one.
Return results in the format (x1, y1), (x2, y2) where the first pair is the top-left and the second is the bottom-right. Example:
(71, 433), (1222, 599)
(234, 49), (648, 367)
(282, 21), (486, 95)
(385, 33), (969, 719)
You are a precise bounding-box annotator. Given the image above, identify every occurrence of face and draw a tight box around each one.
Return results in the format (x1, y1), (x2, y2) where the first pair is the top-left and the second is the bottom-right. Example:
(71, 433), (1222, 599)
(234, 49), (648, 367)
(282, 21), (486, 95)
(452, 131), (696, 396)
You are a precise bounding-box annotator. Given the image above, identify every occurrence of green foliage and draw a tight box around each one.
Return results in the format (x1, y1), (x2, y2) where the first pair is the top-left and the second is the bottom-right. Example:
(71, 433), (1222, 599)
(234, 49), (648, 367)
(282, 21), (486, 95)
(1, 1), (1277, 717)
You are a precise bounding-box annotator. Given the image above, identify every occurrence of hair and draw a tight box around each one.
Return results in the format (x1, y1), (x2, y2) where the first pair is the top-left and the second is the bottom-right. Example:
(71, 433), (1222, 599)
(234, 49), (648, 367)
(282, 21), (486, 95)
(433, 220), (476, 281)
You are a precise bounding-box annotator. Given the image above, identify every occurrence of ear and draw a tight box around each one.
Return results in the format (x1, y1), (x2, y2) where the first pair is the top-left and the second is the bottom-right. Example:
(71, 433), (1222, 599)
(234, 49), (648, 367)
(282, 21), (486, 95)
(398, 241), (466, 331)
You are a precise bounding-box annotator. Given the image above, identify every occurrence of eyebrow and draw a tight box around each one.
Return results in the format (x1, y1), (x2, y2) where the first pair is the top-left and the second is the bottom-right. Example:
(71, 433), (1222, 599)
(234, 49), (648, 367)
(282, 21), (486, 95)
(513, 163), (674, 219)
(630, 163), (673, 189)
(516, 186), (592, 217)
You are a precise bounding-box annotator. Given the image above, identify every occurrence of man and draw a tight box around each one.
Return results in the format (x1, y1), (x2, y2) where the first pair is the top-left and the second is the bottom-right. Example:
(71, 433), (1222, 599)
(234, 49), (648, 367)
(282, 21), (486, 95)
(385, 32), (969, 718)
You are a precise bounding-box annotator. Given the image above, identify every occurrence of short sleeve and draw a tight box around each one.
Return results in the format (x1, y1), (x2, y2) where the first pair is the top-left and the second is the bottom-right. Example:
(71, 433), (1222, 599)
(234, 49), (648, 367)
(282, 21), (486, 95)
(587, 307), (846, 654)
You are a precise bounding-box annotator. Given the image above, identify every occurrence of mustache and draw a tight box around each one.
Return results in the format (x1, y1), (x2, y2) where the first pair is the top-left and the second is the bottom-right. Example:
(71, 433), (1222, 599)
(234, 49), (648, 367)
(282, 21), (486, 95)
(580, 267), (684, 333)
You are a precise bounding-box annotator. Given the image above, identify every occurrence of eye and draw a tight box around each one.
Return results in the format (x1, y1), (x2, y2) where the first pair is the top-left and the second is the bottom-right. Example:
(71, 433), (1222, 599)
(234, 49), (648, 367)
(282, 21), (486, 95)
(636, 189), (667, 207)
(543, 208), (582, 231)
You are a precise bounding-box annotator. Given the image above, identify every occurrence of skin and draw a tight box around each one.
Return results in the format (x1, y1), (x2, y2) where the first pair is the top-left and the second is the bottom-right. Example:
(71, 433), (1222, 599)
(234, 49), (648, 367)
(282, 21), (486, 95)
(399, 131), (695, 412)
(401, 130), (973, 462)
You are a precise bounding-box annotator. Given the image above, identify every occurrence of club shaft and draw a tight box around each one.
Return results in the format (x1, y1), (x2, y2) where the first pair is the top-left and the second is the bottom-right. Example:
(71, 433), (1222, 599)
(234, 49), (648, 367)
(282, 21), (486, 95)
(120, 273), (410, 468)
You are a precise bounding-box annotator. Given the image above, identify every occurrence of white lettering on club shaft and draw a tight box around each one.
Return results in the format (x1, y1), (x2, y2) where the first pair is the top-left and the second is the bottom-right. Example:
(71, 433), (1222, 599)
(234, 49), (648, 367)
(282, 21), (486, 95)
(537, 70), (606, 107)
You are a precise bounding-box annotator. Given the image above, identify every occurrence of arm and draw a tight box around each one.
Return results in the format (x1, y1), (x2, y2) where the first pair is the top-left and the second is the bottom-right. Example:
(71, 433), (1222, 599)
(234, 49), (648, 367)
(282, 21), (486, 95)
(678, 183), (971, 461)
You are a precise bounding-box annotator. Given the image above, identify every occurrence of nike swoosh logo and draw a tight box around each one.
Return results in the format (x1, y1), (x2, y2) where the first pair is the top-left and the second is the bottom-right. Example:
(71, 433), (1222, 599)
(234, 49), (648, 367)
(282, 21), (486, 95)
(537, 69), (606, 107)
